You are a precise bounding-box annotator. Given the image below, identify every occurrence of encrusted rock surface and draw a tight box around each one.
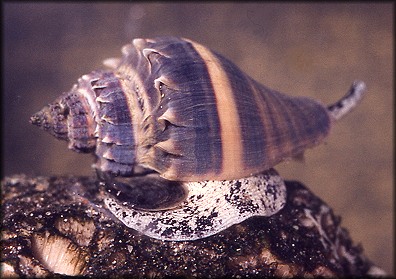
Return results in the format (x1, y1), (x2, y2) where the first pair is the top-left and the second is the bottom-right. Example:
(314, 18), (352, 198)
(1, 174), (386, 277)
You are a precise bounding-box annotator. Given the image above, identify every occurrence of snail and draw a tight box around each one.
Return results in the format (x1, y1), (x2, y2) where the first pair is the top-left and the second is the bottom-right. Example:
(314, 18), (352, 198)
(30, 36), (366, 241)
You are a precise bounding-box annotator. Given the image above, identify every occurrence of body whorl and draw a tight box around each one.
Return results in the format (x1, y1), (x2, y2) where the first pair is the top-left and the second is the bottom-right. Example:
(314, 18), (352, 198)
(31, 36), (365, 182)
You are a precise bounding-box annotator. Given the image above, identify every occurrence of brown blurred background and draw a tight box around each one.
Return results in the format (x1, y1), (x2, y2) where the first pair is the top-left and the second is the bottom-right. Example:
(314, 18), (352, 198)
(3, 3), (393, 275)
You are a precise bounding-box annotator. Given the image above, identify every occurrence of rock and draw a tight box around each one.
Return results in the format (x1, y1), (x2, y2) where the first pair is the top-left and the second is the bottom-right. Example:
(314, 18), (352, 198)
(1, 174), (386, 277)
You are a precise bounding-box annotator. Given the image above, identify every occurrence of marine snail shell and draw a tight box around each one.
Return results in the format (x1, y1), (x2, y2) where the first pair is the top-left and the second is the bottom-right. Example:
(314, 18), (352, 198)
(30, 36), (366, 241)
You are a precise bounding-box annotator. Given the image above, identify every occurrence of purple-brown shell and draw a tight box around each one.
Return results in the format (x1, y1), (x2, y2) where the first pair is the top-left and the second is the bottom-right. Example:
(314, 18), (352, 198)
(30, 36), (366, 182)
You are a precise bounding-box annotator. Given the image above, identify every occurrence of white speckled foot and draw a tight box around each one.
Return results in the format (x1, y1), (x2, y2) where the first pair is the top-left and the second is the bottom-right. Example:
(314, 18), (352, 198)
(104, 169), (287, 241)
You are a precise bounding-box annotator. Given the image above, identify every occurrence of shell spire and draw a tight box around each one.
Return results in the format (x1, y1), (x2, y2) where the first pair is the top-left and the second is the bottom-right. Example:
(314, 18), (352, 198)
(30, 102), (69, 141)
(30, 72), (105, 153)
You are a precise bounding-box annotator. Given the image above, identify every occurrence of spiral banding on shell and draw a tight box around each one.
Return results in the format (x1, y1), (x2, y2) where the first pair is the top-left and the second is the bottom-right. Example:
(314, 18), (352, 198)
(29, 37), (363, 182)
